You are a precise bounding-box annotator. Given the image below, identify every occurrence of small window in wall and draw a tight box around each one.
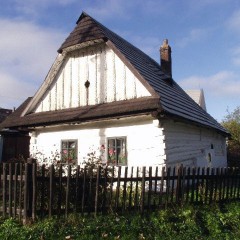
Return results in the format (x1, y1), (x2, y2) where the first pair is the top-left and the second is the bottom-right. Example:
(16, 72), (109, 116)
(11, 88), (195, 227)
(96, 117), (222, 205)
(107, 137), (127, 165)
(61, 140), (77, 164)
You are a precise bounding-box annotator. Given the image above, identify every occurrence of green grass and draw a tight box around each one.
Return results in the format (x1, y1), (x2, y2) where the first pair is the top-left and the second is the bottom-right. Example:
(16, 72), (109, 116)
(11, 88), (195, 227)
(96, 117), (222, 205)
(0, 201), (240, 239)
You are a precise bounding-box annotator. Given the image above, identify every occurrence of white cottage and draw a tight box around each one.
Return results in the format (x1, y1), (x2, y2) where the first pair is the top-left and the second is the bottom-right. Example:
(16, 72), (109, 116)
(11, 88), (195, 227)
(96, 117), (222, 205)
(0, 12), (228, 168)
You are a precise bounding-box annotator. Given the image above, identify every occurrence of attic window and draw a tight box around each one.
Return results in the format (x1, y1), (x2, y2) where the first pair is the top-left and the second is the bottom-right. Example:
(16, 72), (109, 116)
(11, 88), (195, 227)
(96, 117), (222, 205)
(85, 80), (90, 88)
(85, 80), (90, 105)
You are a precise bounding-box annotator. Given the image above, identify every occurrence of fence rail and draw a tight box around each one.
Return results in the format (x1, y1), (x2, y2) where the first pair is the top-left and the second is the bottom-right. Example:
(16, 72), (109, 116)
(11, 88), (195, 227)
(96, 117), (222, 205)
(0, 163), (239, 222)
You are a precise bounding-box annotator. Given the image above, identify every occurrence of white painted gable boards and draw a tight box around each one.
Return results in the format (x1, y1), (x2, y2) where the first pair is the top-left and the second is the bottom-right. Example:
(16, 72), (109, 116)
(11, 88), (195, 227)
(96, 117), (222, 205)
(34, 43), (151, 113)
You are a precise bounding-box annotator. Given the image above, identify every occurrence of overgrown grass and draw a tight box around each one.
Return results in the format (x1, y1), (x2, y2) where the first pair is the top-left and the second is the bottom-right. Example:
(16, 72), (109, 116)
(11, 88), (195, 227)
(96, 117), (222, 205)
(0, 201), (240, 239)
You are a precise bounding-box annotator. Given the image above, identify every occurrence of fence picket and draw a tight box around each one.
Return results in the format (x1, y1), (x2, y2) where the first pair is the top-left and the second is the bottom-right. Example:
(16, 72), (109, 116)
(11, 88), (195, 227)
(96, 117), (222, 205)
(23, 164), (28, 223)
(81, 167), (86, 215)
(122, 167), (128, 212)
(115, 166), (121, 210)
(209, 168), (214, 204)
(171, 167), (175, 203)
(32, 163), (36, 221)
(40, 165), (45, 217)
(140, 166), (146, 213)
(57, 165), (63, 216)
(128, 167), (134, 209)
(159, 166), (165, 206)
(49, 164), (54, 217)
(222, 168), (227, 200)
(185, 167), (191, 203)
(9, 163), (13, 217)
(230, 168), (234, 198)
(94, 166), (100, 216)
(148, 167), (152, 210)
(101, 166), (108, 213)
(191, 167), (196, 203)
(109, 166), (115, 211)
(65, 165), (71, 217)
(165, 167), (171, 207)
(13, 163), (18, 218)
(2, 163), (6, 218)
(214, 168), (219, 202)
(19, 163), (23, 221)
(75, 165), (80, 213)
(134, 167), (139, 210)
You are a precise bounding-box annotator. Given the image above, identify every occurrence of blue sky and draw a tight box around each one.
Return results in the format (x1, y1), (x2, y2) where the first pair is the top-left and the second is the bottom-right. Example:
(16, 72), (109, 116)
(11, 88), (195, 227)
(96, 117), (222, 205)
(1, 0), (240, 122)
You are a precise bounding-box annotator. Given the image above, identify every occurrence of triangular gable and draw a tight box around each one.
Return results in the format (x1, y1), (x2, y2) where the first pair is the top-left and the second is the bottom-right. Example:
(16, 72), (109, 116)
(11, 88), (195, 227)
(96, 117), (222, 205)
(22, 12), (157, 115)
(33, 43), (151, 113)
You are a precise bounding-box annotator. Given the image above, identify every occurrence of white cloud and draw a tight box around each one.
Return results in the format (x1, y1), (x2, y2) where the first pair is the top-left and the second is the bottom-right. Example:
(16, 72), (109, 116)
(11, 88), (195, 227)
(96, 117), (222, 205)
(227, 9), (240, 32)
(177, 28), (208, 48)
(0, 18), (65, 78)
(179, 71), (240, 97)
(230, 45), (240, 66)
(83, 0), (168, 20)
(83, 0), (132, 20)
(13, 0), (77, 17)
(186, 0), (228, 10)
(0, 18), (66, 108)
(0, 71), (36, 109)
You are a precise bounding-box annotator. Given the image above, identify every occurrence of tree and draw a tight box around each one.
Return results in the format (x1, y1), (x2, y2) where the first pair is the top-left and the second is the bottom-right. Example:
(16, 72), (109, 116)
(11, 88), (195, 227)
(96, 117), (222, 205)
(222, 106), (240, 166)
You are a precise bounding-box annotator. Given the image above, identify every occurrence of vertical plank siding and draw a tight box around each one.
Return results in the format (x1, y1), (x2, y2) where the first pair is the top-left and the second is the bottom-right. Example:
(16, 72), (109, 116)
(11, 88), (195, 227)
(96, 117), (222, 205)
(0, 163), (240, 221)
(34, 44), (151, 113)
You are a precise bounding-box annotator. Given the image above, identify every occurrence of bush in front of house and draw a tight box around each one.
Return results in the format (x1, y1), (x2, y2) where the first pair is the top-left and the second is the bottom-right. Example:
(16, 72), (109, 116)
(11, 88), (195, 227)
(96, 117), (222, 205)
(0, 201), (240, 239)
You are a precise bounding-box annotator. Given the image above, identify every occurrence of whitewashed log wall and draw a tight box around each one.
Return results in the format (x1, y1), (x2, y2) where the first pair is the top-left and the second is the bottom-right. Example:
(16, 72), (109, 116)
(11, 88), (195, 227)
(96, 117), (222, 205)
(163, 120), (227, 168)
(30, 117), (166, 167)
(35, 43), (151, 113)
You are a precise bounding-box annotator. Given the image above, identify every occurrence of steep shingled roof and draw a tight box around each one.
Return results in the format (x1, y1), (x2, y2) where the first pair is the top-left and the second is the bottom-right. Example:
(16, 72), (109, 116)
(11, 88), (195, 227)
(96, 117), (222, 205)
(1, 12), (228, 135)
(59, 12), (227, 134)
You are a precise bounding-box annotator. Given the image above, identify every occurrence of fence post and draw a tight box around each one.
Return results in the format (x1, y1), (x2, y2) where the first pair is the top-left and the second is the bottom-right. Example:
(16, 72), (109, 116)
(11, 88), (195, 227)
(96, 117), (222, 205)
(9, 163), (13, 217)
(115, 166), (121, 211)
(2, 163), (7, 218)
(13, 163), (18, 218)
(94, 166), (100, 217)
(176, 165), (183, 204)
(32, 163), (36, 221)
(65, 164), (71, 218)
(49, 164), (54, 218)
(140, 166), (146, 214)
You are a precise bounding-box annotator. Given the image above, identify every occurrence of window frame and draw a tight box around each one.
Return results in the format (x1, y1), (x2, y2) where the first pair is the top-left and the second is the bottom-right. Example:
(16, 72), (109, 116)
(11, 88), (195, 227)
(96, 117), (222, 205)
(107, 137), (127, 166)
(61, 139), (78, 164)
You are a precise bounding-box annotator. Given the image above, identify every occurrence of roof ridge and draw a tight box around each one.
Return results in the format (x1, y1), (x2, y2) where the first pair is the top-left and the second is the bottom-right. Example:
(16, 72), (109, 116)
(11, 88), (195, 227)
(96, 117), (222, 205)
(62, 11), (161, 68)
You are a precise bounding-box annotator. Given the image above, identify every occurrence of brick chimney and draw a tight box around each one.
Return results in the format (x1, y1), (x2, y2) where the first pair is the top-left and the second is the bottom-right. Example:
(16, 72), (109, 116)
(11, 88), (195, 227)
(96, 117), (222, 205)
(160, 39), (172, 77)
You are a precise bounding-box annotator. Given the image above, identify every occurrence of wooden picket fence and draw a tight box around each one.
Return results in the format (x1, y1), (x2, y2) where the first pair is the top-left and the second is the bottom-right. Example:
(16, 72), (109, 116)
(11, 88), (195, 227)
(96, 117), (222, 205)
(0, 162), (240, 222)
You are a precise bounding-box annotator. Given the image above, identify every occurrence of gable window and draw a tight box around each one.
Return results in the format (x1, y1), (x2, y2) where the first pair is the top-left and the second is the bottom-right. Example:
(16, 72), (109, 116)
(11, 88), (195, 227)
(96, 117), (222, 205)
(107, 137), (127, 165)
(61, 140), (77, 164)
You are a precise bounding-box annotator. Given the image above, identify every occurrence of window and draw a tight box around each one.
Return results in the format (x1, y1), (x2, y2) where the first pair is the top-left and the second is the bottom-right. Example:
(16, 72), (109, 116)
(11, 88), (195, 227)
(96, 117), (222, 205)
(61, 140), (78, 164)
(107, 137), (127, 165)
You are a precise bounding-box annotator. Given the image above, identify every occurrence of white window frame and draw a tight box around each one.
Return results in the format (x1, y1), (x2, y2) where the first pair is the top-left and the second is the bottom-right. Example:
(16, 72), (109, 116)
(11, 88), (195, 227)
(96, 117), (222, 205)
(61, 139), (78, 164)
(107, 137), (127, 166)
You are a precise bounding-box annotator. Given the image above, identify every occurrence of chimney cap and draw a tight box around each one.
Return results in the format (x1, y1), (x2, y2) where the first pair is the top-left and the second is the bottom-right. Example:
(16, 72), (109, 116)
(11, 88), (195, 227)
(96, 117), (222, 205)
(160, 39), (172, 78)
(163, 39), (168, 45)
(160, 39), (171, 50)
